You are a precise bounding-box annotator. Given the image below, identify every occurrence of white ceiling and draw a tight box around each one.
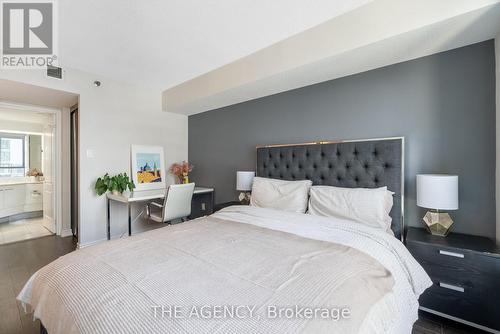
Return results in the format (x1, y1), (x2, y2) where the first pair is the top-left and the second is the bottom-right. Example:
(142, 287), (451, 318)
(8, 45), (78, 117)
(163, 0), (500, 114)
(58, 0), (371, 89)
(56, 0), (500, 115)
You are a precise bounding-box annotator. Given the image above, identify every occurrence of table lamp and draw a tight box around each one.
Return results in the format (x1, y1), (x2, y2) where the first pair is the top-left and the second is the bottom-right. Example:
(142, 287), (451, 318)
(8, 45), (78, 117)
(416, 174), (458, 237)
(236, 171), (255, 205)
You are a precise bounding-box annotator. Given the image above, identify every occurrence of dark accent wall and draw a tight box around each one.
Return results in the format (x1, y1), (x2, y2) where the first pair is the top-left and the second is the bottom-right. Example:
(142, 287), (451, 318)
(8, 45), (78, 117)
(189, 40), (496, 237)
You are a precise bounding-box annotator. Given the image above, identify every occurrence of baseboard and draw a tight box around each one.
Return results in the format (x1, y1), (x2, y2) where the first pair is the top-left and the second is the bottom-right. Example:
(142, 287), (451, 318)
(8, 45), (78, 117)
(60, 228), (73, 238)
(77, 237), (108, 249)
(419, 306), (499, 334)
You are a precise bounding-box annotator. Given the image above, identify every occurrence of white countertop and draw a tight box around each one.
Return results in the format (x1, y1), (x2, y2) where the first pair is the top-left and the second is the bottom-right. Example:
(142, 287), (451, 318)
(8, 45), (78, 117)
(0, 180), (43, 186)
(107, 186), (214, 203)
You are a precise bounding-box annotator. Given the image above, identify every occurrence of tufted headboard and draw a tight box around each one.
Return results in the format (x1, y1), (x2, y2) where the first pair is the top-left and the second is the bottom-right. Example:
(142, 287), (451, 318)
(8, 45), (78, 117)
(256, 138), (404, 240)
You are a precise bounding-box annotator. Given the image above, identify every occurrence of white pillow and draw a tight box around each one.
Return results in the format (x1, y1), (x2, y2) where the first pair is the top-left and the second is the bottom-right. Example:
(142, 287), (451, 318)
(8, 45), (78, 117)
(250, 177), (313, 213)
(308, 185), (394, 231)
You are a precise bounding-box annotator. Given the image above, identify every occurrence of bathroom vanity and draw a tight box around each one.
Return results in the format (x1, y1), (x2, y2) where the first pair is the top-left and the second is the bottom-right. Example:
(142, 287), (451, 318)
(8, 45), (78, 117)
(0, 180), (43, 219)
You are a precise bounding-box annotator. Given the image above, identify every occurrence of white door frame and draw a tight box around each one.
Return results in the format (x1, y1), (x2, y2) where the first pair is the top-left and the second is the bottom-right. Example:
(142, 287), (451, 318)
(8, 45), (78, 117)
(0, 100), (64, 236)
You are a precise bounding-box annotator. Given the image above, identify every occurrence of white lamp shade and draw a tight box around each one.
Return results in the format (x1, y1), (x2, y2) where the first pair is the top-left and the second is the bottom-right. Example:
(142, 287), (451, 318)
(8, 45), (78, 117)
(236, 171), (255, 191)
(417, 174), (458, 210)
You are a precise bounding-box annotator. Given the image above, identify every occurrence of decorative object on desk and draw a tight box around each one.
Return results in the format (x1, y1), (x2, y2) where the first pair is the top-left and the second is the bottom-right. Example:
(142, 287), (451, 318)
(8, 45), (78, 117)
(236, 171), (255, 205)
(131, 145), (166, 191)
(169, 161), (194, 184)
(95, 173), (135, 196)
(416, 174), (458, 237)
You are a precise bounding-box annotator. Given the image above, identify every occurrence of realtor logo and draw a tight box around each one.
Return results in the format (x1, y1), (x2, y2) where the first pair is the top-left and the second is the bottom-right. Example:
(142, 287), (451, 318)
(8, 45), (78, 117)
(1, 0), (57, 68)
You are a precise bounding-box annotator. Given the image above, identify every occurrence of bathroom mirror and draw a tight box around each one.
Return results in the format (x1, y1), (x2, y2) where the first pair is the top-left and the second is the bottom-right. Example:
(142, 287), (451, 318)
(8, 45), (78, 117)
(28, 134), (42, 172)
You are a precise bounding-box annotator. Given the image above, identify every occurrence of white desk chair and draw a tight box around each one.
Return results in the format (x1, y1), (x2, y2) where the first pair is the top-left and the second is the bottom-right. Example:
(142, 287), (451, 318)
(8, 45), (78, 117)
(146, 183), (195, 224)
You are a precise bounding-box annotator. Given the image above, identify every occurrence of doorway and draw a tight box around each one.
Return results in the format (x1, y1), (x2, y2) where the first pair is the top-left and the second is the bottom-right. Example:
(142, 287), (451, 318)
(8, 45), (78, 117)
(0, 80), (79, 245)
(0, 104), (77, 246)
(0, 108), (56, 244)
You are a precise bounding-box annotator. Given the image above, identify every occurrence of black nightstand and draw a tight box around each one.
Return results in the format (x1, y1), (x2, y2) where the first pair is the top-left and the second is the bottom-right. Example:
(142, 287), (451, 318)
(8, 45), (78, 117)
(406, 227), (500, 332)
(189, 188), (215, 219)
(214, 201), (241, 212)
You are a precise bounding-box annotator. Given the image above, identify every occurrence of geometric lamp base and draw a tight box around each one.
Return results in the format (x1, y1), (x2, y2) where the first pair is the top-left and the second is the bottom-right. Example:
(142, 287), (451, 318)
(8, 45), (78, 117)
(422, 211), (454, 237)
(238, 192), (251, 205)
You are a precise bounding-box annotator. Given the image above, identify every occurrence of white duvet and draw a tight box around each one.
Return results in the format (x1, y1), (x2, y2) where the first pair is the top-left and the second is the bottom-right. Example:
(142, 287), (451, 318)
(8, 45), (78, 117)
(18, 205), (431, 334)
(212, 206), (432, 333)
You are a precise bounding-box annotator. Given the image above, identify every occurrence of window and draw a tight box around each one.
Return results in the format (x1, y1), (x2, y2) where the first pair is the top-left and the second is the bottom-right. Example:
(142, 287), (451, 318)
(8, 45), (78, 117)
(0, 134), (26, 177)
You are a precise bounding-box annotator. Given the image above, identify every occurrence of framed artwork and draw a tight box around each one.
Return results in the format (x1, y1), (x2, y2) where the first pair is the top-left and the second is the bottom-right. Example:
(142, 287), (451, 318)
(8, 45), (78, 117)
(130, 145), (166, 191)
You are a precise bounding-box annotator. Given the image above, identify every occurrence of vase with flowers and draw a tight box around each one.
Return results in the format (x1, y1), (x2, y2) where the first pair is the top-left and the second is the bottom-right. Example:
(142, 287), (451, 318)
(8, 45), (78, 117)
(169, 161), (194, 184)
(27, 168), (44, 182)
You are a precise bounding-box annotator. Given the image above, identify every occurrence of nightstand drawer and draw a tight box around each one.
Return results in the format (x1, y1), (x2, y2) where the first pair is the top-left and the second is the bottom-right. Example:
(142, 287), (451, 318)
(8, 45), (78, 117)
(406, 242), (499, 288)
(420, 280), (500, 330)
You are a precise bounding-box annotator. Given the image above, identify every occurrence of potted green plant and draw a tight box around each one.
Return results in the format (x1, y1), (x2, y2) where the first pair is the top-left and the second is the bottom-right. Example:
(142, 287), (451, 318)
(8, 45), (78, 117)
(95, 173), (135, 196)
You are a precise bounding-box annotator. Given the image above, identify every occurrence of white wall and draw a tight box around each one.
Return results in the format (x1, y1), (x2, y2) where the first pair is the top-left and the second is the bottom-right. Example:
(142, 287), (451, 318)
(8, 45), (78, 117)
(0, 68), (188, 247)
(0, 119), (43, 133)
(496, 33), (500, 243)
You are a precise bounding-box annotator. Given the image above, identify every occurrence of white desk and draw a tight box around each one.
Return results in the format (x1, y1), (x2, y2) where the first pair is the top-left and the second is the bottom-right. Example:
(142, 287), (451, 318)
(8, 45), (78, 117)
(106, 187), (214, 240)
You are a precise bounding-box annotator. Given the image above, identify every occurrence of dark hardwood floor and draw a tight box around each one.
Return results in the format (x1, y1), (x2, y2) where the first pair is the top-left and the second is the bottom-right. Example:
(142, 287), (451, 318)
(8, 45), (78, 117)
(0, 235), (76, 334)
(0, 235), (488, 334)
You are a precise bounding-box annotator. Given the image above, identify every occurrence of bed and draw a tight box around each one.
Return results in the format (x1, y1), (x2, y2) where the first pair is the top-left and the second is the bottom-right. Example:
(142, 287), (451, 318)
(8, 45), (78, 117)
(18, 138), (431, 334)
